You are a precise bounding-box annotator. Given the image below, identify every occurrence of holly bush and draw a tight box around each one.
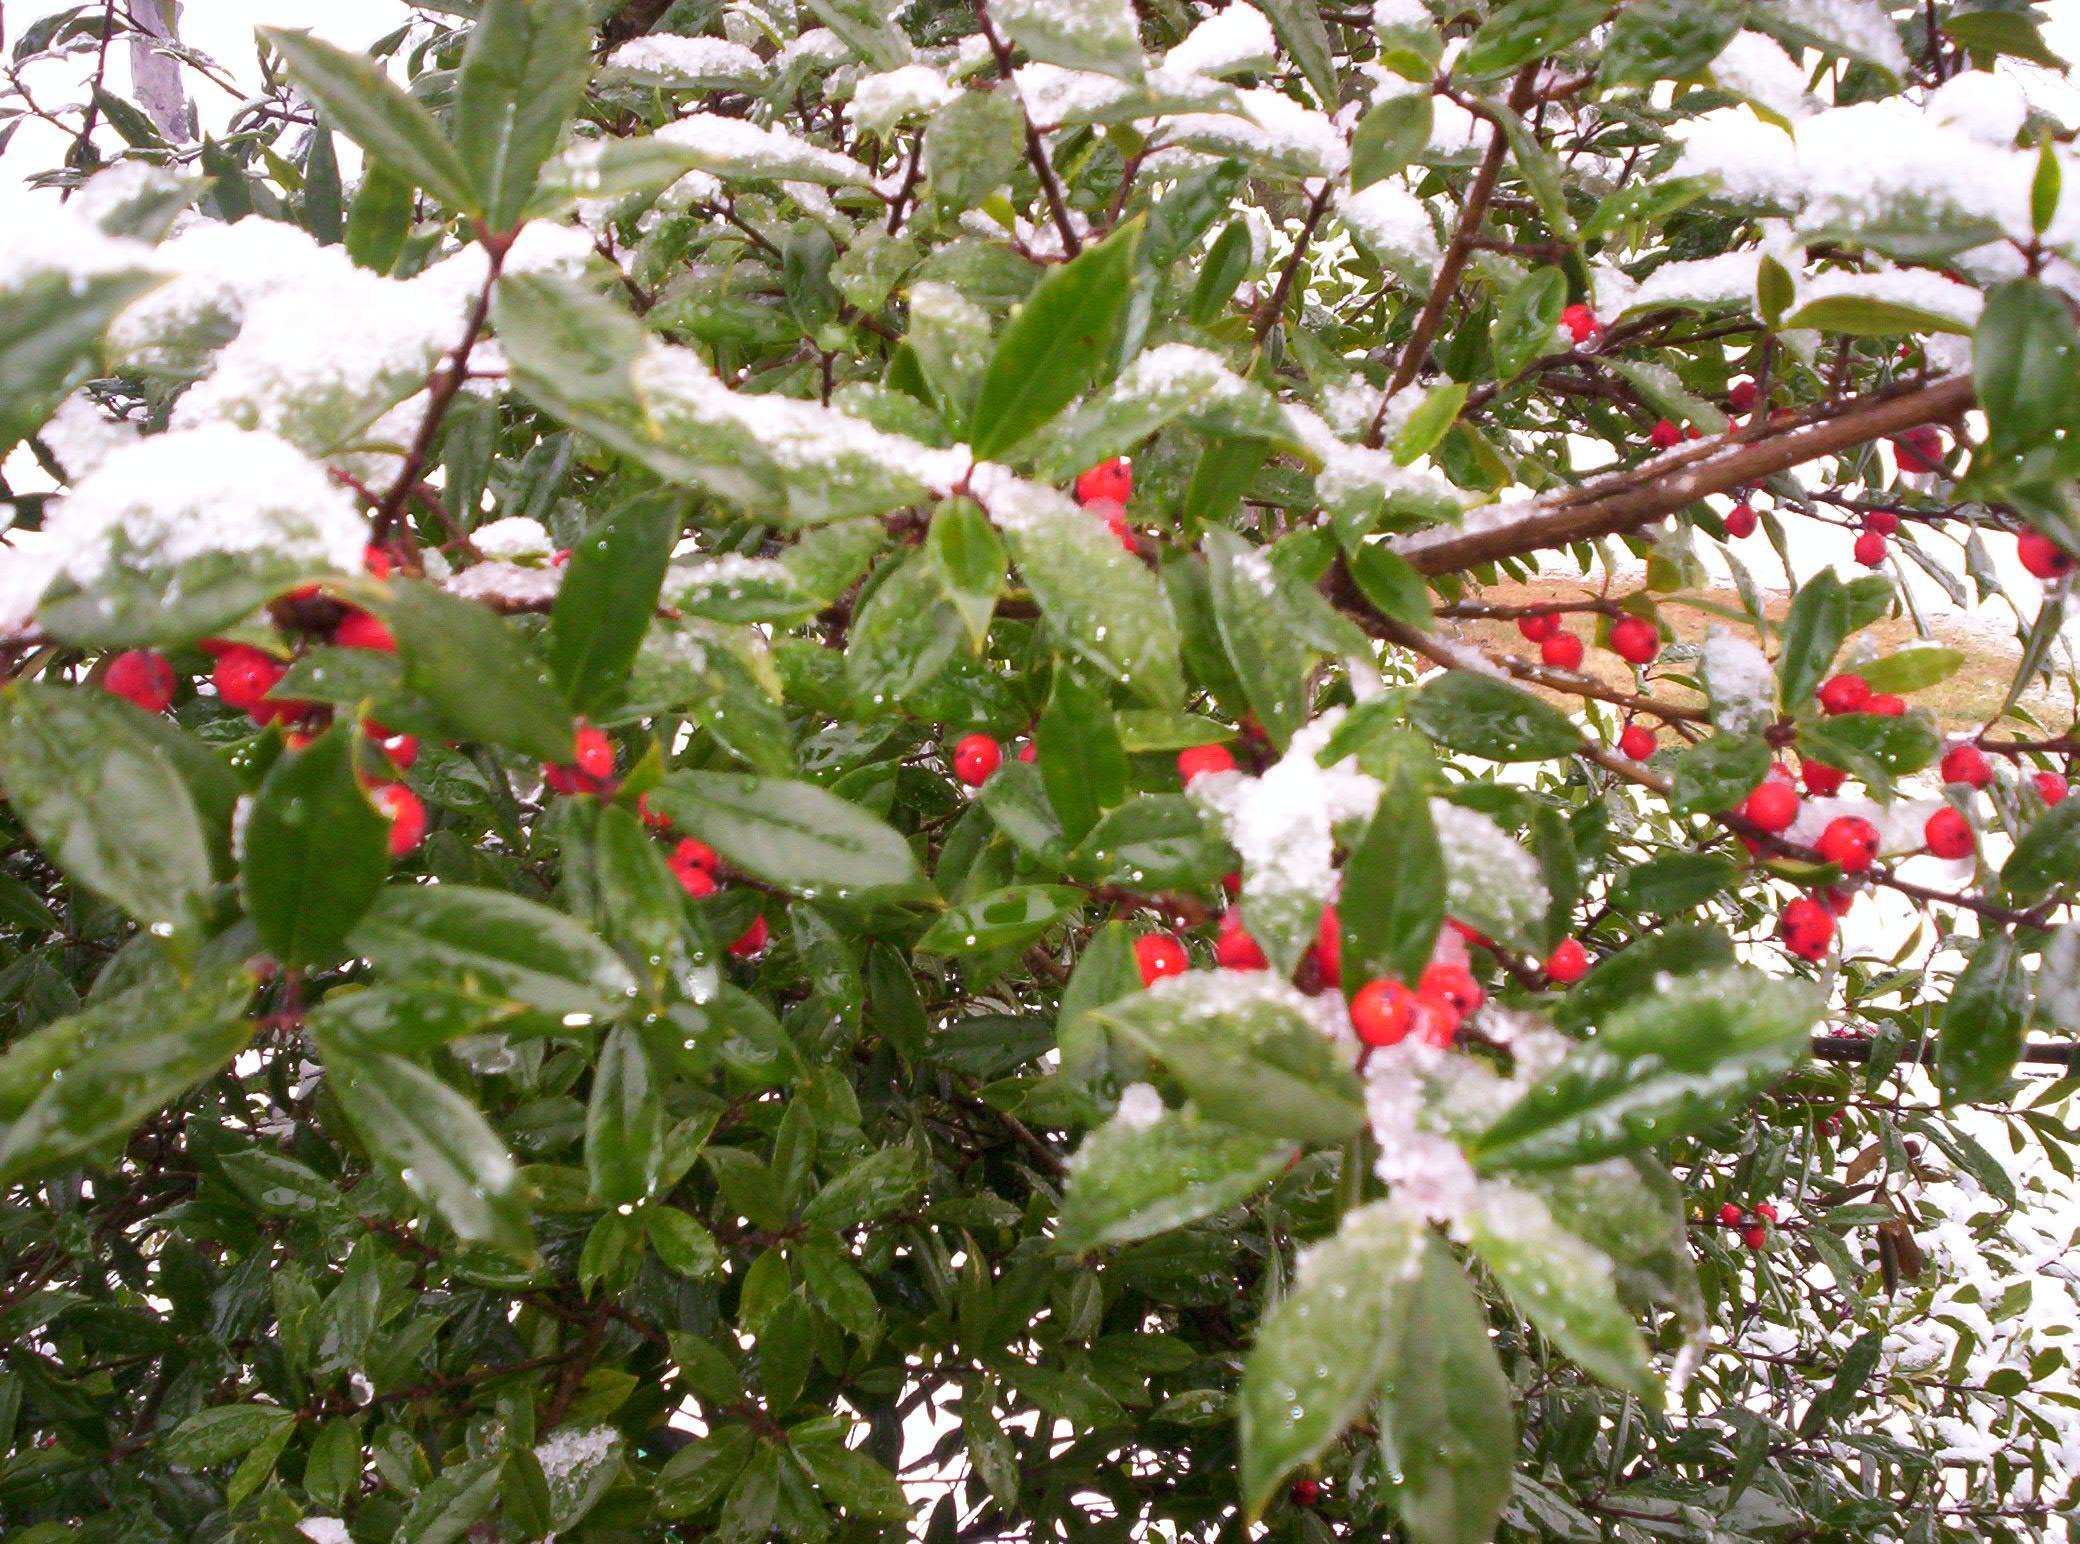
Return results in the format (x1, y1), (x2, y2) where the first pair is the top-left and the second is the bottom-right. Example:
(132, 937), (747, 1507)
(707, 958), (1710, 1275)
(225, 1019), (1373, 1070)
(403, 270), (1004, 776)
(2, 0), (2080, 1539)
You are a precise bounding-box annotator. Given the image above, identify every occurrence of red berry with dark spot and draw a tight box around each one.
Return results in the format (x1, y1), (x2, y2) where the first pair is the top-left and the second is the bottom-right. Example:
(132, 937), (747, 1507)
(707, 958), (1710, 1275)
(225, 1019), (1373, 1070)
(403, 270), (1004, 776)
(1545, 937), (1589, 984)
(1351, 978), (1418, 1046)
(672, 860), (717, 898)
(1817, 816), (1880, 874)
(1801, 760), (1848, 796)
(1940, 742), (1991, 788)
(1177, 744), (1237, 783)
(574, 725), (614, 779)
(1418, 961), (1483, 1017)
(2036, 771), (2069, 805)
(730, 915), (769, 959)
(1516, 612), (1560, 642)
(673, 837), (720, 873)
(1924, 806), (1973, 860)
(1541, 631), (1584, 670)
(1290, 1478), (1322, 1508)
(1215, 910), (1268, 971)
(1779, 897), (1834, 961)
(1314, 905), (1341, 987)
(334, 610), (396, 652)
(2018, 528), (2076, 580)
(1853, 530), (1888, 568)
(1817, 674), (1870, 715)
(954, 733), (1002, 787)
(1135, 933), (1189, 986)
(1866, 693), (1906, 717)
(1727, 379), (1757, 413)
(105, 649), (176, 712)
(1618, 724), (1657, 761)
(1560, 303), (1600, 344)
(1609, 616), (1660, 665)
(1863, 511), (1899, 536)
(213, 645), (285, 716)
(1075, 458), (1132, 506)
(372, 783), (426, 857)
(1742, 781), (1800, 833)
(1649, 418), (1683, 449)
(1723, 501), (1756, 538)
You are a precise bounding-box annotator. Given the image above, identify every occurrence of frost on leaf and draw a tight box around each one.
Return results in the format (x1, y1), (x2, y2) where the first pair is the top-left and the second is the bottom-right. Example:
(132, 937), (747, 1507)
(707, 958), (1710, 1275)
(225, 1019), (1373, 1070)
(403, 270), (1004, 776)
(1162, 5), (1275, 79)
(991, 0), (1145, 81)
(665, 554), (817, 622)
(1430, 799), (1548, 951)
(1027, 344), (1279, 480)
(1700, 627), (1775, 735)
(853, 66), (960, 137)
(471, 516), (556, 561)
(1168, 90), (1348, 179)
(657, 114), (874, 187)
(604, 36), (766, 88)
(1337, 181), (1440, 280)
(534, 1424), (624, 1532)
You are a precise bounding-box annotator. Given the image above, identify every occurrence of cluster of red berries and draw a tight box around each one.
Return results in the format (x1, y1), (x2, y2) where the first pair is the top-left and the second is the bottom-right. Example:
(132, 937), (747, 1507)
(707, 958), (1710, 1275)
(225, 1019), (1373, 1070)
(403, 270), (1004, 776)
(634, 790), (769, 959)
(1515, 610), (1660, 672)
(1851, 508), (1898, 570)
(1073, 457), (1137, 553)
(1717, 1200), (1777, 1251)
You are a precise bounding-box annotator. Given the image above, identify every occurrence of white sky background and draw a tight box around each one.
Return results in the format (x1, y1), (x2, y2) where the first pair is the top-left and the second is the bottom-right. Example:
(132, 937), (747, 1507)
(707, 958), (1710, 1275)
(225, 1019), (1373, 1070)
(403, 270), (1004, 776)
(6, 1), (2080, 1530)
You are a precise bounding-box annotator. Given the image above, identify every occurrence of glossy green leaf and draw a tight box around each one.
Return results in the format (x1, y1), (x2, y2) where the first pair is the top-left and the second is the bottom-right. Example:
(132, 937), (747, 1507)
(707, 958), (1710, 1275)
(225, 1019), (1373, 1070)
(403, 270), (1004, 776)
(1036, 667), (1128, 840)
(454, 0), (592, 229)
(1410, 672), (1581, 762)
(1205, 527), (1317, 748)
(1936, 932), (2031, 1104)
(1461, 0), (1605, 76)
(1057, 1107), (1293, 1252)
(0, 268), (164, 457)
(240, 724), (389, 966)
(1601, 0), (1742, 86)
(923, 89), (1025, 212)
(587, 1024), (663, 1207)
(348, 885), (638, 1016)
(1856, 645), (1964, 695)
(1668, 733), (1770, 816)
(650, 770), (931, 901)
(649, 1207), (724, 1278)
(846, 550), (965, 703)
(1341, 767), (1444, 988)
(547, 491), (681, 713)
(800, 1144), (924, 1231)
(1492, 266), (1567, 379)
(1975, 279), (2080, 453)
(1069, 794), (1233, 890)
(381, 579), (575, 763)
(161, 1403), (296, 1469)
(1187, 218), (1254, 328)
(917, 884), (1083, 954)
(1350, 90), (1433, 189)
(2004, 798), (2080, 903)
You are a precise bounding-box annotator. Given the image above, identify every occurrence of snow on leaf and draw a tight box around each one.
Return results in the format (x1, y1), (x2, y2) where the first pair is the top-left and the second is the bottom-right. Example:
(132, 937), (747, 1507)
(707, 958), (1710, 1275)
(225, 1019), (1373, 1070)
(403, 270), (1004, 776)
(1163, 6), (1277, 78)
(853, 65), (960, 137)
(657, 113), (874, 187)
(1700, 627), (1775, 735)
(605, 35), (766, 86)
(1430, 799), (1548, 951)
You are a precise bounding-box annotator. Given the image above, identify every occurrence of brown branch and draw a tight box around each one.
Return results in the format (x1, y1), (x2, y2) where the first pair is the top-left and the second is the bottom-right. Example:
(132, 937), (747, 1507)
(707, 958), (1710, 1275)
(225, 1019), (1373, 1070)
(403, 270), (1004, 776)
(974, 3), (1081, 258)
(1255, 180), (1334, 340)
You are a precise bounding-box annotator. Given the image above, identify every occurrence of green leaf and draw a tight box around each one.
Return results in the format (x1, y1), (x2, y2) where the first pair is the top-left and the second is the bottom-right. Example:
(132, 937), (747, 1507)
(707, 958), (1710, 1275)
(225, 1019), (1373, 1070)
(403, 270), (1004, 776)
(1801, 709), (1939, 780)
(1601, 0), (1742, 86)
(1608, 851), (1737, 914)
(1094, 975), (1365, 1144)
(346, 160), (414, 273)
(1668, 734), (1770, 816)
(1252, 0), (1338, 105)
(1036, 668), (1129, 840)
(348, 885), (638, 1017)
(240, 724), (389, 967)
(1205, 527), (1318, 748)
(1378, 1239), (1515, 1544)
(546, 492), (680, 713)
(1782, 293), (1974, 337)
(0, 966), (251, 1185)
(160, 1403), (296, 1469)
(1461, 0), (1605, 75)
(326, 1048), (532, 1255)
(650, 770), (931, 901)
(1936, 932), (2031, 1104)
(926, 497), (1007, 650)
(649, 1207), (724, 1278)
(1391, 383), (1469, 469)
(1069, 794), (1232, 890)
(1856, 645), (1964, 695)
(990, 0), (1144, 76)
(1238, 1201), (1422, 1518)
(0, 268), (164, 457)
(1464, 1181), (1657, 1402)
(586, 1025), (663, 1208)
(923, 89), (1026, 213)
(1350, 90), (1434, 189)
(1473, 967), (1820, 1171)
(1341, 767), (1444, 988)
(1975, 279), (2080, 454)
(1410, 672), (1581, 762)
(0, 683), (214, 937)
(454, 0), (592, 230)
(2004, 798), (2080, 903)
(260, 28), (479, 213)
(1492, 266), (1567, 380)
(380, 580), (575, 763)
(970, 219), (1142, 458)
(918, 884), (1083, 955)
(1942, 9), (2065, 67)
(1187, 220), (1253, 328)
(1057, 1107), (1293, 1252)
(800, 1145), (924, 1231)
(847, 550), (964, 703)
(657, 1427), (757, 1518)
(399, 1454), (504, 1544)
(1774, 567), (1848, 708)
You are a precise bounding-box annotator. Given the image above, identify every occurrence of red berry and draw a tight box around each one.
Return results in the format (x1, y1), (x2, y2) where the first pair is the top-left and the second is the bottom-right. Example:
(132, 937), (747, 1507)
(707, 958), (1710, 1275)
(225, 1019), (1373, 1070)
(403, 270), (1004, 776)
(1924, 806), (1973, 860)
(378, 732), (418, 769)
(1177, 744), (1237, 784)
(1754, 1201), (1778, 1223)
(1314, 905), (1341, 988)
(363, 544), (395, 579)
(1765, 761), (1795, 784)
(1723, 501), (1757, 539)
(1853, 530), (1888, 568)
(334, 610), (396, 652)
(2036, 771), (2069, 805)
(1779, 897), (1834, 961)
(1351, 978), (1418, 1046)
(1801, 760), (1847, 796)
(1414, 995), (1461, 1048)
(1817, 674), (1870, 715)
(1618, 724), (1657, 761)
(104, 649), (177, 712)
(1214, 910), (1268, 971)
(1893, 426), (1945, 474)
(953, 733), (1002, 787)
(573, 725), (614, 779)
(371, 783), (426, 857)
(1742, 1224), (1768, 1251)
(213, 645), (285, 715)
(1417, 961), (1483, 1018)
(1816, 816), (1880, 874)
(1540, 631), (1584, 671)
(1075, 458), (1132, 506)
(1222, 870), (1241, 898)
(1866, 693), (1906, 717)
(1560, 303), (1600, 344)
(1742, 781), (1800, 833)
(2017, 528), (2076, 580)
(1718, 1202), (1744, 1227)
(672, 860), (717, 898)
(1516, 612), (1560, 642)
(1608, 616), (1660, 666)
(730, 915), (769, 959)
(1290, 1477), (1322, 1508)
(1939, 742), (1991, 788)
(638, 792), (670, 830)
(1649, 418), (1683, 449)
(1545, 937), (1589, 984)
(1863, 511), (1899, 536)
(1822, 886), (1856, 917)
(1017, 742), (1037, 763)
(673, 837), (720, 873)
(1135, 933), (1189, 987)
(1727, 379), (1757, 413)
